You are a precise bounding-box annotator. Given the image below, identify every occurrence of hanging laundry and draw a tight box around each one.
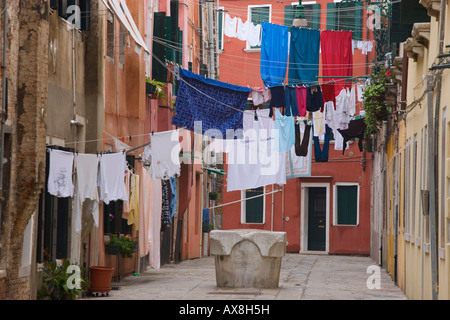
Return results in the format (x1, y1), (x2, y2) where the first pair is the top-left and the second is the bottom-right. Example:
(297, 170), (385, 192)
(150, 130), (181, 181)
(306, 85), (324, 112)
(269, 85), (286, 117)
(295, 121), (312, 157)
(126, 173), (140, 230)
(285, 86), (299, 117)
(321, 82), (336, 106)
(48, 149), (75, 198)
(333, 128), (348, 151)
(357, 83), (365, 102)
(98, 153), (129, 205)
(274, 108), (295, 153)
(260, 22), (289, 87)
(320, 31), (353, 94)
(347, 86), (357, 117)
(172, 69), (251, 139)
(296, 86), (307, 117)
(337, 118), (367, 155)
(224, 13), (238, 38)
(74, 153), (100, 233)
(334, 88), (351, 130)
(287, 121), (312, 178)
(313, 111), (325, 137)
(236, 18), (251, 41)
(161, 179), (171, 228)
(251, 87), (270, 106)
(248, 23), (262, 47)
(169, 176), (177, 223)
(149, 178), (162, 270)
(314, 125), (332, 162)
(123, 171), (131, 216)
(288, 27), (320, 85)
(137, 161), (152, 257)
(226, 108), (286, 192)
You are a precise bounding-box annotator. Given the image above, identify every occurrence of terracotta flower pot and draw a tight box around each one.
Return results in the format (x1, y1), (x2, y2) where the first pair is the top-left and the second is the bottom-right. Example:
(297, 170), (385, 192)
(89, 266), (114, 293)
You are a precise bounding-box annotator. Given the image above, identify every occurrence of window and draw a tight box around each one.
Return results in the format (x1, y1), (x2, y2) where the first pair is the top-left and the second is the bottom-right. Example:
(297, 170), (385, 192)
(242, 187), (265, 224)
(119, 25), (125, 65)
(335, 184), (359, 225)
(36, 147), (73, 262)
(285, 3), (321, 30)
(107, 10), (115, 60)
(411, 134), (417, 237)
(326, 1), (363, 40)
(404, 139), (410, 236)
(248, 5), (271, 49)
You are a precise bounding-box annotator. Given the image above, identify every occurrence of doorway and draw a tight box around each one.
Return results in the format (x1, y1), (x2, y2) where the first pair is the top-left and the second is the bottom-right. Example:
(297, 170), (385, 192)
(301, 183), (330, 253)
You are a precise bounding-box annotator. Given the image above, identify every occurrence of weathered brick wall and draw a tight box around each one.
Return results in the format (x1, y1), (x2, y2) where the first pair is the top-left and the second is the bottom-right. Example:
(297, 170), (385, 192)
(0, 0), (49, 300)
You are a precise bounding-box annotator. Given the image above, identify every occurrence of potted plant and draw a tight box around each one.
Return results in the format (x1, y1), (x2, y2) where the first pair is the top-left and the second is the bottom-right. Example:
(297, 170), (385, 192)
(362, 67), (392, 149)
(145, 77), (166, 100)
(106, 234), (137, 259)
(37, 260), (88, 300)
(209, 191), (221, 201)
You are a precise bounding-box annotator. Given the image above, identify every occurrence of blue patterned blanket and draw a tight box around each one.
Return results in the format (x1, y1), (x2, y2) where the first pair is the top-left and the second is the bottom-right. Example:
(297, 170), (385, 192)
(172, 69), (251, 139)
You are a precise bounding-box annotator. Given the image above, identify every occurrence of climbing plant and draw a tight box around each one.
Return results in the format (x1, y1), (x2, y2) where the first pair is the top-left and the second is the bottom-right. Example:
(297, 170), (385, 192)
(362, 66), (392, 147)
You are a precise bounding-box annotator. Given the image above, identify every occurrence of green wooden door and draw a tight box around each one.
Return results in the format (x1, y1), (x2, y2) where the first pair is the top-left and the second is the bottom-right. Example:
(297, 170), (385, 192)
(308, 187), (326, 251)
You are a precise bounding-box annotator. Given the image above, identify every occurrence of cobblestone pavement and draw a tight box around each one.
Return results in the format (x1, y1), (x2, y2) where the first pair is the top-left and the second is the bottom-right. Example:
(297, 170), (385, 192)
(84, 253), (407, 301)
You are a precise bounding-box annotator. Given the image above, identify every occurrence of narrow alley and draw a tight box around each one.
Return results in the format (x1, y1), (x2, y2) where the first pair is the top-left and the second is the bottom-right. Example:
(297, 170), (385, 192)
(85, 254), (407, 300)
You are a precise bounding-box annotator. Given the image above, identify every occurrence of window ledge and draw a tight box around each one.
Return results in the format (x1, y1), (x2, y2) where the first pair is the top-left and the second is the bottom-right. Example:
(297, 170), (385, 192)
(0, 270), (6, 279)
(439, 247), (445, 259)
(423, 242), (430, 253)
(243, 48), (261, 53)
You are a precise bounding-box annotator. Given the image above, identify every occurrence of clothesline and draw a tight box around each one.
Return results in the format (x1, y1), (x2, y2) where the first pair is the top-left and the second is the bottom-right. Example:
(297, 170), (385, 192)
(207, 189), (283, 210)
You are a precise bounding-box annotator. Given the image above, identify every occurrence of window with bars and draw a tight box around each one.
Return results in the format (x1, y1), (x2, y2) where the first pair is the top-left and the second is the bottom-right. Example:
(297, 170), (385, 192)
(284, 3), (321, 30)
(326, 1), (363, 40)
(248, 5), (270, 49)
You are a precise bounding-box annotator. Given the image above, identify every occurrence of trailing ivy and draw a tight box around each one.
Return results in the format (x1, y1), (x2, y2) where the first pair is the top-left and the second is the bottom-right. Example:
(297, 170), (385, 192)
(362, 66), (392, 148)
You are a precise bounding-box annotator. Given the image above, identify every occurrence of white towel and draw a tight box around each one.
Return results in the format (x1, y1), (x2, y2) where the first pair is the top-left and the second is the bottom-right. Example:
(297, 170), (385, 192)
(99, 153), (128, 205)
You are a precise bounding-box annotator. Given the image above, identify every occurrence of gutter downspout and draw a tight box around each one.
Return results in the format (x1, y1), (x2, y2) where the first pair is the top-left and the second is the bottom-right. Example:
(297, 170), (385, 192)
(71, 26), (78, 153)
(0, 0), (7, 242)
(426, 73), (438, 300)
(431, 0), (446, 299)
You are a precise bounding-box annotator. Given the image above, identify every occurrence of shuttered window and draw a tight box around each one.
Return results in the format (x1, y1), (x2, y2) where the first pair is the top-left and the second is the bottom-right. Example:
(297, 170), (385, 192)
(336, 185), (358, 225)
(249, 6), (270, 49)
(243, 187), (265, 224)
(326, 2), (363, 40)
(284, 3), (321, 30)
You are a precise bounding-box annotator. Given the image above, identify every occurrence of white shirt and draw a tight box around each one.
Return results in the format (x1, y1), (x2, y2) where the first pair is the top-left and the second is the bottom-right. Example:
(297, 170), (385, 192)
(48, 149), (74, 198)
(99, 153), (128, 205)
(224, 13), (238, 38)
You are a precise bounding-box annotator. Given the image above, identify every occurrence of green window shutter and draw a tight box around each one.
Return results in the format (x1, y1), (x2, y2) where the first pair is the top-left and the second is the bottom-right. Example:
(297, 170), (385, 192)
(311, 3), (321, 30)
(245, 188), (264, 223)
(218, 10), (223, 50)
(284, 5), (295, 28)
(152, 12), (166, 82)
(337, 186), (358, 225)
(250, 6), (270, 49)
(352, 5), (363, 40)
(164, 16), (174, 62)
(326, 2), (337, 30)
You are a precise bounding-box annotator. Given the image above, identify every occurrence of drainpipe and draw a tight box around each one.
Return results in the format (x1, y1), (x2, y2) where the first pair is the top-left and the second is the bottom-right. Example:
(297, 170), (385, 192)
(0, 0), (7, 242)
(431, 0), (446, 299)
(70, 26), (78, 152)
(426, 73), (438, 300)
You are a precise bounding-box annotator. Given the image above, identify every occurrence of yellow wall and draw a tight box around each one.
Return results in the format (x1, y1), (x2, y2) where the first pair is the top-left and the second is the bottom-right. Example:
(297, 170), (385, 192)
(400, 7), (450, 300)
